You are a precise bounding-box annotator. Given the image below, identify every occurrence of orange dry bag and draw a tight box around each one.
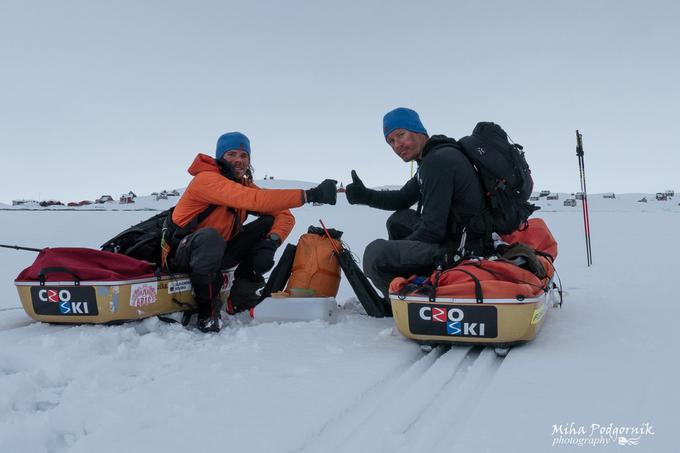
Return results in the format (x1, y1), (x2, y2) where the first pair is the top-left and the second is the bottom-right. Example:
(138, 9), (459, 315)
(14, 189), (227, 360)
(285, 229), (342, 297)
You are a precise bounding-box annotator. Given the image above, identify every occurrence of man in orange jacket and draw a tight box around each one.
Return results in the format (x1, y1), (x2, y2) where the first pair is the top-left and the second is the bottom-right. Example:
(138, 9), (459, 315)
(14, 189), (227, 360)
(166, 131), (337, 332)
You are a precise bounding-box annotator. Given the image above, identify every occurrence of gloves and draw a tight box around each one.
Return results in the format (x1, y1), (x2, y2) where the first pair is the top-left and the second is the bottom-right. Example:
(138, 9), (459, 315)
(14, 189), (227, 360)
(345, 170), (373, 205)
(227, 274), (266, 314)
(251, 238), (279, 274)
(305, 179), (337, 205)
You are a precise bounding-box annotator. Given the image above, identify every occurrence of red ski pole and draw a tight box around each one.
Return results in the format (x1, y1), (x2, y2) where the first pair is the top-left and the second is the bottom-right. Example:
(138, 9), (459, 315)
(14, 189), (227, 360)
(319, 219), (342, 254)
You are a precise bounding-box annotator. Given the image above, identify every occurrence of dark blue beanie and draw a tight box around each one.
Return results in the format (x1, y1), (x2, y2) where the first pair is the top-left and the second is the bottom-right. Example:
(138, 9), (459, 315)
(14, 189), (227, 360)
(382, 107), (428, 140)
(215, 132), (251, 159)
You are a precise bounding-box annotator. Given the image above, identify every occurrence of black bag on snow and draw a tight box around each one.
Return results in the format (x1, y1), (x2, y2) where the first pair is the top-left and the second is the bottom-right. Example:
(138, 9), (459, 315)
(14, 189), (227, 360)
(335, 247), (388, 317)
(457, 122), (539, 235)
(101, 210), (171, 263)
(101, 206), (217, 264)
(258, 243), (297, 301)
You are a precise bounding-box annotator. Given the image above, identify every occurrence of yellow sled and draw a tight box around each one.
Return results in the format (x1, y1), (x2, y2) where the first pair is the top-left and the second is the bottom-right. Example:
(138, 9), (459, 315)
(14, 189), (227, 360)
(390, 283), (559, 355)
(389, 218), (561, 356)
(15, 271), (232, 324)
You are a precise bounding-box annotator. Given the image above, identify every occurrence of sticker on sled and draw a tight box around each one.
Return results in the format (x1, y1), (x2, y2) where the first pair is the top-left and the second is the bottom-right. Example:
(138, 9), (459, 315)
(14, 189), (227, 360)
(407, 303), (498, 338)
(30, 286), (99, 316)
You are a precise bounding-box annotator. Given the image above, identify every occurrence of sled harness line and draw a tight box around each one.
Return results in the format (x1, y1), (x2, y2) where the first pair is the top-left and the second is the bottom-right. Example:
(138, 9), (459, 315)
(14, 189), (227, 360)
(535, 250), (555, 263)
(171, 298), (195, 311)
(438, 267), (484, 303)
(431, 267), (443, 302)
(534, 257), (563, 307)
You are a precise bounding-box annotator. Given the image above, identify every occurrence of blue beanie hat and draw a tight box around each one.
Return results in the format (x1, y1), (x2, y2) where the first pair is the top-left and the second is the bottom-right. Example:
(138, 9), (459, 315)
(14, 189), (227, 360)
(382, 107), (428, 140)
(215, 132), (251, 160)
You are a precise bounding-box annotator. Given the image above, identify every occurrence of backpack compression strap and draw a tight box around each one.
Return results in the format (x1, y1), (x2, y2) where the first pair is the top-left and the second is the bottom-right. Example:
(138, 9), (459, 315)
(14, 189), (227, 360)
(161, 205), (221, 270)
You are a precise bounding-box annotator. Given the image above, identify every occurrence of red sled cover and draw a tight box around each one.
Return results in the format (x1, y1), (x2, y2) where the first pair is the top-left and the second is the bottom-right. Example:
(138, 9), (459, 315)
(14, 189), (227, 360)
(15, 248), (156, 283)
(389, 217), (558, 299)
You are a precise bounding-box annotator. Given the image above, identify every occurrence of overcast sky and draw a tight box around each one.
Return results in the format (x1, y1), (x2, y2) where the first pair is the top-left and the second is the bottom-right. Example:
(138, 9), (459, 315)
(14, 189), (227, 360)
(1, 0), (678, 203)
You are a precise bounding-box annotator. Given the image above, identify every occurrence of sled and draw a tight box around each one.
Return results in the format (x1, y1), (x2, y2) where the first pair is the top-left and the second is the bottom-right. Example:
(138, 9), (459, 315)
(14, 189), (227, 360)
(388, 218), (560, 355)
(14, 247), (232, 324)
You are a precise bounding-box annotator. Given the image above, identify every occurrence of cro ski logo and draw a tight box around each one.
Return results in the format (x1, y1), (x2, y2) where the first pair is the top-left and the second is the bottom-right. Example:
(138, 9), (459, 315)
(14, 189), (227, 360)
(418, 305), (486, 337)
(36, 288), (93, 315)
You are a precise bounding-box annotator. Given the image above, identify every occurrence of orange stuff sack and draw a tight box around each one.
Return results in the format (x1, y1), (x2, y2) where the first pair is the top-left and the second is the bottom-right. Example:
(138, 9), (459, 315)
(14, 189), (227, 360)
(286, 233), (342, 297)
(501, 217), (558, 260)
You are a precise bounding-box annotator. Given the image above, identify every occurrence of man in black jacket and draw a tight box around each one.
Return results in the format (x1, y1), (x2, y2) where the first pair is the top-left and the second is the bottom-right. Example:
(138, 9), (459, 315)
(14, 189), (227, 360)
(346, 107), (490, 315)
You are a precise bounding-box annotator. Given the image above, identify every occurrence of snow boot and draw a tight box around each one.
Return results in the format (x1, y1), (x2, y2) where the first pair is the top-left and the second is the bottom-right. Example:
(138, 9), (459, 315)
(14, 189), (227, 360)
(227, 273), (265, 314)
(191, 273), (224, 332)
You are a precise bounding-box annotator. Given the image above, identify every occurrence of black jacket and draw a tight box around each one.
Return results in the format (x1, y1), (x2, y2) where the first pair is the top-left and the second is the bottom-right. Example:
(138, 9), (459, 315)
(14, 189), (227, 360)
(368, 135), (485, 244)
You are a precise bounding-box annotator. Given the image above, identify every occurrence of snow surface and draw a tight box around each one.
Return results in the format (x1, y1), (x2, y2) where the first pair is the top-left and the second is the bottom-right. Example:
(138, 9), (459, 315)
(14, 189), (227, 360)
(0, 181), (678, 452)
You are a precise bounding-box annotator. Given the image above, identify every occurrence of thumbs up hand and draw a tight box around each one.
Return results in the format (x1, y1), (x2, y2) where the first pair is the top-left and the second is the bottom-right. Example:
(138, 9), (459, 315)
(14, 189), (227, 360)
(346, 170), (373, 205)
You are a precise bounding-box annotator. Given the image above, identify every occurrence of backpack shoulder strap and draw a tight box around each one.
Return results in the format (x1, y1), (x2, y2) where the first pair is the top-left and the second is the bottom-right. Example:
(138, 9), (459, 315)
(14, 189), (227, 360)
(176, 204), (219, 234)
(196, 204), (219, 225)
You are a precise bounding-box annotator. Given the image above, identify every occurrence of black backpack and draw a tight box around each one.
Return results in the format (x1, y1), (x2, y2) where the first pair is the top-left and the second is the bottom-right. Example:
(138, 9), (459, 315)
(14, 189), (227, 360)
(101, 205), (217, 264)
(457, 122), (539, 235)
(103, 159), (251, 264)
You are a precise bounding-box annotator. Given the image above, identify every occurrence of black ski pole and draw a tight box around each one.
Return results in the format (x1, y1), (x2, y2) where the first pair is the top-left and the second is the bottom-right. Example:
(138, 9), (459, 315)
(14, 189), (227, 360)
(577, 130), (592, 266)
(0, 244), (43, 253)
(576, 130), (592, 266)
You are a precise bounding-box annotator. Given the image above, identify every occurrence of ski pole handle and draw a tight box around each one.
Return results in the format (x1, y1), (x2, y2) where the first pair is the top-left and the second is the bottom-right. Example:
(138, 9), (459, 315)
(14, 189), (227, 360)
(576, 130), (584, 157)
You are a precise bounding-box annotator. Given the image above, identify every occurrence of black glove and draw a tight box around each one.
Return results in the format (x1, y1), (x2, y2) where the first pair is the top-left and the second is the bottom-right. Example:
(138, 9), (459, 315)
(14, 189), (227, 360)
(305, 179), (337, 205)
(345, 170), (374, 205)
(251, 237), (279, 274)
(227, 274), (266, 314)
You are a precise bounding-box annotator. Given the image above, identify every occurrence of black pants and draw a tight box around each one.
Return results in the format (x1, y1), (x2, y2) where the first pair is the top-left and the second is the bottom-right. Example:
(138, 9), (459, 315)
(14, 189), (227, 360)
(170, 215), (274, 278)
(363, 210), (446, 299)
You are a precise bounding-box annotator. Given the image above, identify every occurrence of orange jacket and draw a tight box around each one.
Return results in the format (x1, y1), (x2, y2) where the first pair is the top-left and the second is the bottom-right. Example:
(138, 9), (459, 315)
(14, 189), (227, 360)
(172, 154), (304, 242)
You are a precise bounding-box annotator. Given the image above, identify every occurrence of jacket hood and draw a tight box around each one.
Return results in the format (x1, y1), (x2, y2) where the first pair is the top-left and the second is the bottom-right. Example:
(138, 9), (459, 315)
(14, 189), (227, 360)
(187, 153), (221, 176)
(187, 153), (254, 186)
(421, 135), (458, 160)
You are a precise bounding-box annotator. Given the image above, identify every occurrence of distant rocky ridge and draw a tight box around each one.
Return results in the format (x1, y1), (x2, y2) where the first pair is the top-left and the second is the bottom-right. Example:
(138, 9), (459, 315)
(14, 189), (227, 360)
(1, 182), (678, 212)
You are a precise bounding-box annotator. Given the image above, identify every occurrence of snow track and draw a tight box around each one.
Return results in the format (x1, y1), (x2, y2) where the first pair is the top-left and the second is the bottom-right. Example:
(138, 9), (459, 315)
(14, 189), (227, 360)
(0, 323), (73, 343)
(0, 313), (74, 342)
(295, 345), (505, 453)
